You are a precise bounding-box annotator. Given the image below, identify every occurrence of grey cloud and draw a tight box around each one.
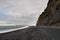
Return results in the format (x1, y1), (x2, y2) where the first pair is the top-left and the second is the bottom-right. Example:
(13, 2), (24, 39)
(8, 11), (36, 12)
(0, 0), (48, 26)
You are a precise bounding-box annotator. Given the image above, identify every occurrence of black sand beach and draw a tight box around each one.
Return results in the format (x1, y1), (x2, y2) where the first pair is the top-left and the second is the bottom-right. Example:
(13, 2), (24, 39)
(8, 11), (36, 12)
(0, 0), (60, 40)
(0, 26), (60, 40)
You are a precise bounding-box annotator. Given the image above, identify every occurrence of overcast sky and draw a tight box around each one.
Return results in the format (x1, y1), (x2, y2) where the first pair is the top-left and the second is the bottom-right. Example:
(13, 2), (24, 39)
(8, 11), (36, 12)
(0, 0), (48, 26)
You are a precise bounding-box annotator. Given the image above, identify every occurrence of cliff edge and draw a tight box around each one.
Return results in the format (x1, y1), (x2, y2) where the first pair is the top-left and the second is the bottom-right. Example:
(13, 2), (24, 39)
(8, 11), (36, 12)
(36, 0), (60, 26)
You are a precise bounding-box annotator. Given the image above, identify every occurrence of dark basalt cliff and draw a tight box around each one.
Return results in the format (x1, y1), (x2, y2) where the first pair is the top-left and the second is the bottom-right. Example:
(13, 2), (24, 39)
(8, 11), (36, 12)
(36, 0), (60, 26)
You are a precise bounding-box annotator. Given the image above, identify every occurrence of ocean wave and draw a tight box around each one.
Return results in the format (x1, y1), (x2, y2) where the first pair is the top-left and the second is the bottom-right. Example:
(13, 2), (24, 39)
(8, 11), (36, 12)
(0, 26), (29, 34)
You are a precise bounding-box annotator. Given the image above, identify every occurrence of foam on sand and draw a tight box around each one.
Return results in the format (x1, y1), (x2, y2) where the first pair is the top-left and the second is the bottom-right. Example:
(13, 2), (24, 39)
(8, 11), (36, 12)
(0, 26), (29, 34)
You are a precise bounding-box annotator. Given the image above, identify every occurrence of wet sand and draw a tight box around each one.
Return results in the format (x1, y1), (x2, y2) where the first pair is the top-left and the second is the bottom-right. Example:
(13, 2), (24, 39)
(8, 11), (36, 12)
(0, 26), (60, 40)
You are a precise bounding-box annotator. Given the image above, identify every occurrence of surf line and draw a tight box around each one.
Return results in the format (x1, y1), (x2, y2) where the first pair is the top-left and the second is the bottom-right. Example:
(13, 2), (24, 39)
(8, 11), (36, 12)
(0, 26), (29, 34)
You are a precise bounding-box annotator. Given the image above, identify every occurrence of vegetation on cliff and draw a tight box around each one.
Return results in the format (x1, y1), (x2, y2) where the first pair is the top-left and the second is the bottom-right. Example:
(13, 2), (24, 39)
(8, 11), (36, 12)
(37, 0), (60, 26)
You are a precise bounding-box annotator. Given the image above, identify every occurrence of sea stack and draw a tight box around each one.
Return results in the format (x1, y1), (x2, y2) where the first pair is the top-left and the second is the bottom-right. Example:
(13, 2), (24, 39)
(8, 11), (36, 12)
(36, 0), (60, 26)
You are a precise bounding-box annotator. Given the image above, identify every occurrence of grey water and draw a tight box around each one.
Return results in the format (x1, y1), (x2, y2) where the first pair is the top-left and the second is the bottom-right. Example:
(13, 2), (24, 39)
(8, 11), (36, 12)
(0, 25), (26, 31)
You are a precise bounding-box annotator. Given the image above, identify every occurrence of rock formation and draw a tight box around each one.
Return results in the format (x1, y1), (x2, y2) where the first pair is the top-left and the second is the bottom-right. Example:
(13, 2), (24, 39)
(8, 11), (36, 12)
(36, 0), (60, 26)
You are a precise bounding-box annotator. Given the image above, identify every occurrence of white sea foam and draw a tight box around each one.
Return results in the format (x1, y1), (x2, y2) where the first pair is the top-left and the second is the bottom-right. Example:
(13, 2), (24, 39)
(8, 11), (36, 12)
(0, 26), (29, 34)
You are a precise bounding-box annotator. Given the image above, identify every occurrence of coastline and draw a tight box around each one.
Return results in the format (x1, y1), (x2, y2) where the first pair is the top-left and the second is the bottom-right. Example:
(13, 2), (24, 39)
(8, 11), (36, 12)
(0, 26), (60, 40)
(0, 26), (29, 34)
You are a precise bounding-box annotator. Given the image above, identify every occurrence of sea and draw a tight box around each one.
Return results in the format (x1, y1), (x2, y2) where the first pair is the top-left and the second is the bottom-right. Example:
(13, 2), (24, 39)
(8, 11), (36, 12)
(0, 25), (29, 34)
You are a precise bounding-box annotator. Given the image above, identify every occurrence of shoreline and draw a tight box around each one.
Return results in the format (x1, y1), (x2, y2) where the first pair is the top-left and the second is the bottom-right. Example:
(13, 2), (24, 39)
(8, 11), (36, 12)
(0, 26), (29, 34)
(0, 26), (60, 40)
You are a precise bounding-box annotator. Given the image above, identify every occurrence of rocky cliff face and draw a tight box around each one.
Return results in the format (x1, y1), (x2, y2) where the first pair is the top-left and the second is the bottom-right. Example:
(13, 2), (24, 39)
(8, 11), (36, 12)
(36, 0), (60, 26)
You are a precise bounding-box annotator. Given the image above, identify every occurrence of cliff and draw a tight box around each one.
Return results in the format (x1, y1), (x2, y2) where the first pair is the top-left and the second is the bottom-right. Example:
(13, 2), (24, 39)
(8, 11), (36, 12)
(36, 0), (60, 26)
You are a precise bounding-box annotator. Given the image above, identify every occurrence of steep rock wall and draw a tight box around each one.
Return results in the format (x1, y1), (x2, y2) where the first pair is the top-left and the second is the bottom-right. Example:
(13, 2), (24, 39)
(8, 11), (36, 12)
(36, 0), (60, 26)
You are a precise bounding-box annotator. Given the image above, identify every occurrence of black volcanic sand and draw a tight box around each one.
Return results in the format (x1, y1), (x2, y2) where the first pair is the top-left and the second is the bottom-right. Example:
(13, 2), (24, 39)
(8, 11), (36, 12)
(0, 26), (60, 40)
